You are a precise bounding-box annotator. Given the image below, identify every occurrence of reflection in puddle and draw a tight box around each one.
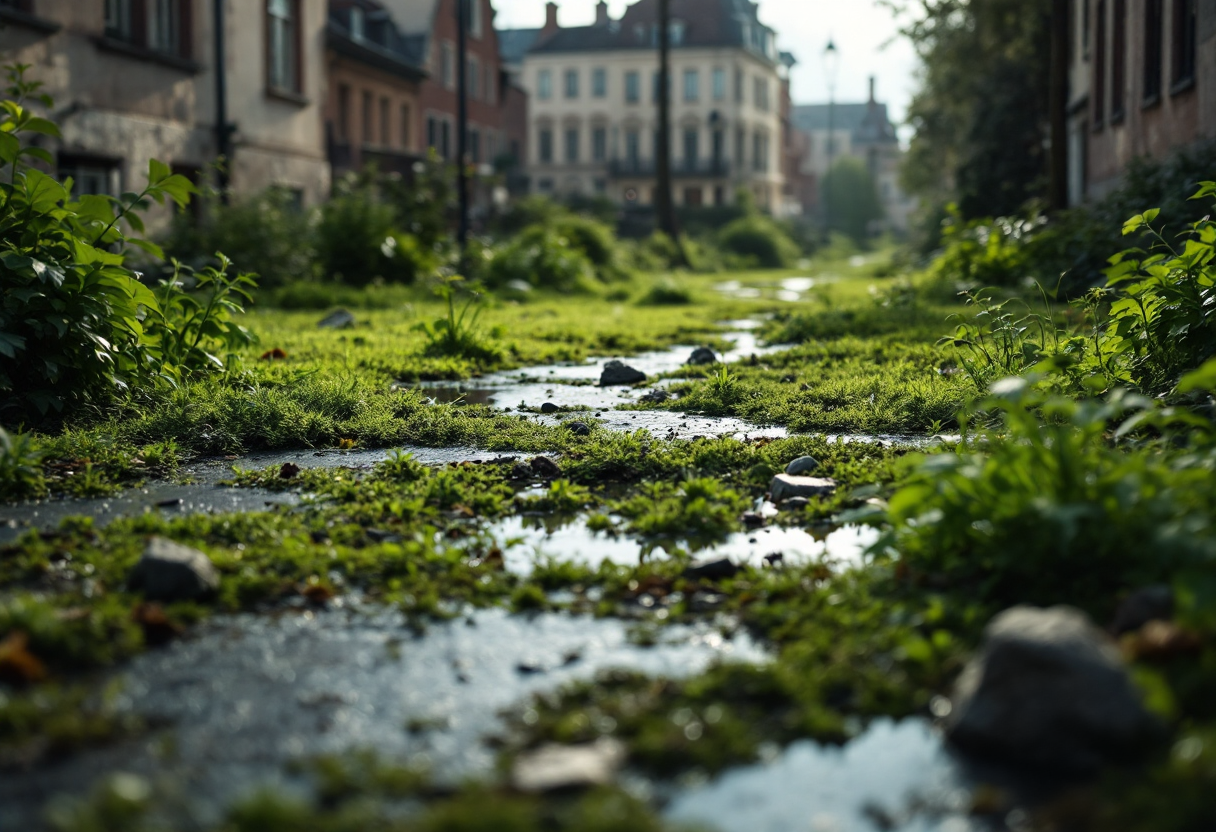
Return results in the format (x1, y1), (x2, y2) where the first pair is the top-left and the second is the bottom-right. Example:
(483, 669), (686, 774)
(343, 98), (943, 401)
(666, 719), (980, 832)
(488, 514), (879, 575)
(0, 607), (762, 830)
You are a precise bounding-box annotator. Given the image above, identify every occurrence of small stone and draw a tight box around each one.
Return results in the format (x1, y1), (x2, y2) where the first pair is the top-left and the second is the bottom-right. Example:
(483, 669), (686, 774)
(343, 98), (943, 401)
(742, 511), (765, 528)
(279, 462), (301, 479)
(154, 497), (183, 509)
(683, 559), (740, 581)
(599, 360), (647, 387)
(946, 605), (1162, 773)
(687, 346), (719, 365)
(317, 309), (356, 329)
(567, 421), (591, 437)
(128, 537), (220, 602)
(1110, 585), (1174, 636)
(769, 474), (837, 502)
(511, 739), (626, 793)
(540, 402), (560, 414)
(510, 462), (534, 480)
(366, 529), (404, 544)
(763, 552), (785, 566)
(530, 456), (562, 479)
(639, 389), (671, 404)
(781, 496), (810, 511)
(785, 456), (820, 476)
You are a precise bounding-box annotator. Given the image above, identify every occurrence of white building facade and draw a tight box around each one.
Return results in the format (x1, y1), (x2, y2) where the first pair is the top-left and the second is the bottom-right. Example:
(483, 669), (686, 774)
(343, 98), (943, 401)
(513, 0), (785, 211)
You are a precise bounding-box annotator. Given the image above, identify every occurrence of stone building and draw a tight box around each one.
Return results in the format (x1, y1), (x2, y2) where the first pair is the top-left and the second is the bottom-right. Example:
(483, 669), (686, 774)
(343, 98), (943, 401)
(505, 0), (786, 211)
(0, 0), (331, 223)
(325, 0), (426, 177)
(1067, 0), (1216, 203)
(791, 78), (914, 233)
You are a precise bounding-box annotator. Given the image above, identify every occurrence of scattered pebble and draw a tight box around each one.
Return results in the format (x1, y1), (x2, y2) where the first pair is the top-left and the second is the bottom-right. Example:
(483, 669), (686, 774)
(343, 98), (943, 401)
(540, 402), (560, 414)
(567, 421), (592, 436)
(317, 309), (356, 329)
(687, 346), (719, 366)
(769, 474), (837, 502)
(785, 455), (820, 476)
(511, 738), (626, 793)
(128, 537), (220, 602)
(530, 456), (562, 479)
(683, 559), (740, 581)
(599, 360), (647, 387)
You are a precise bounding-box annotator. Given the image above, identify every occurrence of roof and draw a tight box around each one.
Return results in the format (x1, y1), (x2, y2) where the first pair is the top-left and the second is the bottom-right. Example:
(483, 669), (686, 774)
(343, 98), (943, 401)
(792, 102), (898, 144)
(498, 27), (541, 66)
(328, 1), (429, 76)
(377, 0), (440, 35)
(526, 0), (779, 63)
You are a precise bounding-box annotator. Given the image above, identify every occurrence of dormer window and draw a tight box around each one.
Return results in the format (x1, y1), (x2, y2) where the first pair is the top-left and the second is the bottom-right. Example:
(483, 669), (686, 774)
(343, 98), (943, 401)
(671, 20), (685, 46)
(350, 6), (365, 41)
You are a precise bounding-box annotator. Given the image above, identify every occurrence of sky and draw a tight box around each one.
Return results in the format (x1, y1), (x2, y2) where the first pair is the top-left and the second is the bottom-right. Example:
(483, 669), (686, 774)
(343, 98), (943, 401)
(491, 0), (921, 125)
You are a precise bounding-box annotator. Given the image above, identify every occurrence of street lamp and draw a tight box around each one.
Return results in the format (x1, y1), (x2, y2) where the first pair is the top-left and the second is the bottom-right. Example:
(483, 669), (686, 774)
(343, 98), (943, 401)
(822, 38), (840, 237)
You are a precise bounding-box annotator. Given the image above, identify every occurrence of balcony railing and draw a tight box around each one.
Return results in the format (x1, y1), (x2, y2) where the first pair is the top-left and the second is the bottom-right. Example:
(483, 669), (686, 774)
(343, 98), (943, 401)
(607, 159), (732, 179)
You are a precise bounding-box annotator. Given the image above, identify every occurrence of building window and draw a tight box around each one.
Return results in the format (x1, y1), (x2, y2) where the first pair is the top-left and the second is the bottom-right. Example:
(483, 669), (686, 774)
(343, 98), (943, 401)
(105, 0), (132, 40)
(537, 177), (554, 192)
(469, 0), (482, 39)
(538, 128), (553, 163)
(148, 0), (181, 54)
(380, 96), (391, 145)
(712, 67), (726, 101)
(683, 127), (698, 170)
(1093, 0), (1106, 126)
(350, 5), (365, 40)
(59, 156), (120, 198)
(537, 68), (552, 100)
(735, 126), (745, 167)
(564, 127), (579, 163)
(337, 84), (351, 141)
(734, 67), (743, 103)
(712, 129), (724, 166)
(592, 126), (607, 162)
(625, 70), (640, 103)
(441, 41), (455, 89)
(1082, 0), (1092, 57)
(440, 119), (451, 158)
(592, 67), (607, 98)
(469, 56), (480, 100)
(754, 76), (769, 111)
(470, 127), (481, 163)
(1111, 0), (1126, 119)
(565, 68), (579, 98)
(427, 115), (438, 150)
(268, 0), (300, 93)
(362, 91), (373, 143)
(105, 0), (190, 57)
(1144, 0), (1164, 102)
(625, 129), (640, 165)
(652, 71), (669, 103)
(683, 186), (703, 206)
(400, 103), (411, 149)
(486, 64), (497, 104)
(683, 69), (699, 102)
(1172, 0), (1197, 89)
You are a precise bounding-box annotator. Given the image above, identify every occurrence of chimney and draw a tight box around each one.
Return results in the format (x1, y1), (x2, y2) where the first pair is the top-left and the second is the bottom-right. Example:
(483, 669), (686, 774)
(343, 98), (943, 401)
(595, 0), (609, 25)
(542, 2), (559, 35)
(868, 76), (876, 104)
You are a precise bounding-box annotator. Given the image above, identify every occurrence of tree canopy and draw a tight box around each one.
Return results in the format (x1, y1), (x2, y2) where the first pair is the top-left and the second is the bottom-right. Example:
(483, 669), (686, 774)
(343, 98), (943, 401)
(822, 157), (885, 244)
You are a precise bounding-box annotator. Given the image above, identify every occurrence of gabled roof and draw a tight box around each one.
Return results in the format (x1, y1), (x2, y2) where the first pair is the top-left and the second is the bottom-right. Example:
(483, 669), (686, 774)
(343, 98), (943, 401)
(378, 0), (441, 35)
(498, 27), (541, 66)
(329, 0), (429, 77)
(525, 0), (779, 63)
(792, 102), (899, 144)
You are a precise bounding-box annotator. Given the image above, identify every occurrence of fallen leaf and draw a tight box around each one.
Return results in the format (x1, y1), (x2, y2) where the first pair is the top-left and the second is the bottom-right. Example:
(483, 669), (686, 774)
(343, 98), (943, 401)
(260, 348), (288, 360)
(0, 631), (48, 684)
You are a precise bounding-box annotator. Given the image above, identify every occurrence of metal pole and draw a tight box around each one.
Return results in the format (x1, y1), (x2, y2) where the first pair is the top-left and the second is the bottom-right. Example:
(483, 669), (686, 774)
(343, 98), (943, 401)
(214, 0), (231, 204)
(1049, 0), (1069, 211)
(825, 94), (834, 236)
(456, 0), (470, 263)
(655, 0), (675, 239)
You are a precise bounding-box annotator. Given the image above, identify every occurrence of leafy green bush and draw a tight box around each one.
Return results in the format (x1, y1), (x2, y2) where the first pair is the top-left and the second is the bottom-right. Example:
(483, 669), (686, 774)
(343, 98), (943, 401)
(166, 187), (317, 289)
(928, 206), (1041, 288)
(0, 426), (45, 500)
(414, 276), (503, 363)
(717, 215), (800, 269)
(636, 277), (694, 305)
(551, 215), (620, 273)
(486, 226), (597, 292)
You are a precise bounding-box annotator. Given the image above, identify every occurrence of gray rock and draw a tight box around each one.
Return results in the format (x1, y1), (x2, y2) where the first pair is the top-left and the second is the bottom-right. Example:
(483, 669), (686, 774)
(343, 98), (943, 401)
(946, 605), (1162, 773)
(566, 421), (592, 437)
(769, 474), (837, 502)
(540, 402), (560, 414)
(785, 455), (820, 476)
(638, 389), (671, 404)
(683, 559), (740, 581)
(1110, 585), (1175, 636)
(317, 309), (356, 329)
(687, 346), (719, 366)
(366, 529), (404, 544)
(511, 738), (625, 793)
(530, 456), (562, 479)
(509, 461), (534, 480)
(128, 537), (220, 602)
(781, 496), (811, 511)
(599, 360), (647, 387)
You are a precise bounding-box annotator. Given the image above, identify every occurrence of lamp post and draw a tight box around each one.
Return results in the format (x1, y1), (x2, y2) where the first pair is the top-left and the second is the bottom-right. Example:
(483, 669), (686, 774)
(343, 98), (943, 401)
(822, 38), (840, 238)
(456, 0), (470, 266)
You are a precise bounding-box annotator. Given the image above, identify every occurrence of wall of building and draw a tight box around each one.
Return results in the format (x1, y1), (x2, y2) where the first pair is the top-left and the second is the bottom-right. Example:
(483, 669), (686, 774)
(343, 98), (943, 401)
(522, 46), (784, 210)
(325, 53), (422, 175)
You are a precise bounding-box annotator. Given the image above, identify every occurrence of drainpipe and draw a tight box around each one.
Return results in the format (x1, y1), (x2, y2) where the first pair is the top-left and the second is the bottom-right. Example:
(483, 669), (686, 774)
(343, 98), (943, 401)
(214, 0), (232, 204)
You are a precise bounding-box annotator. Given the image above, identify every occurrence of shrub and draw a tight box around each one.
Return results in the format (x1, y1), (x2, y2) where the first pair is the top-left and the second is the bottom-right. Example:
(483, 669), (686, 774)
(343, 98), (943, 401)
(166, 187), (317, 289)
(486, 226), (597, 292)
(717, 215), (800, 269)
(928, 205), (1041, 288)
(378, 151), (456, 251)
(636, 277), (694, 306)
(0, 426), (45, 500)
(551, 215), (619, 271)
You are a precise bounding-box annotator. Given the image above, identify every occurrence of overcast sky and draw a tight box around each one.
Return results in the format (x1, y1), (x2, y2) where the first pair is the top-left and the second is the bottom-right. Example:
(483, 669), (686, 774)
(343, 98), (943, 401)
(491, 0), (920, 124)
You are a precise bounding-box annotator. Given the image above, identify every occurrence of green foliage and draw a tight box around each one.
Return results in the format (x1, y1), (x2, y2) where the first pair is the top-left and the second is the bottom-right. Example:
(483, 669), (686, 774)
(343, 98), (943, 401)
(378, 150), (456, 251)
(0, 65), (262, 424)
(611, 477), (750, 541)
(635, 276), (694, 305)
(821, 157), (885, 244)
(413, 276), (503, 363)
(929, 206), (1042, 287)
(166, 186), (317, 289)
(486, 226), (598, 292)
(941, 288), (1059, 391)
(550, 215), (624, 278)
(716, 215), (800, 269)
(0, 425), (45, 500)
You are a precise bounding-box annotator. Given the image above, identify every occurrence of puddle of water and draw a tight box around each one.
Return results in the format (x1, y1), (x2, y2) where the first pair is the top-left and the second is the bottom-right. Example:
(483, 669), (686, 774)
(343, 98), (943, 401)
(781, 277), (816, 293)
(490, 514), (878, 575)
(0, 606), (762, 830)
(665, 719), (980, 832)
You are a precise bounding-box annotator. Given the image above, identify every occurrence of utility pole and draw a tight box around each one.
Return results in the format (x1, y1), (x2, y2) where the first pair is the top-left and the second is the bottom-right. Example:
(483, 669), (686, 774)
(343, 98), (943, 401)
(1049, 0), (1070, 211)
(822, 39), (839, 240)
(655, 0), (677, 242)
(213, 0), (231, 205)
(456, 0), (470, 266)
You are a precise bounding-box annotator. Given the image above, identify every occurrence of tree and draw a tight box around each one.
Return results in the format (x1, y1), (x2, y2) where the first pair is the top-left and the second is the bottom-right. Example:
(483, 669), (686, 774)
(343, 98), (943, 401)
(888, 0), (1051, 221)
(821, 158), (884, 244)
